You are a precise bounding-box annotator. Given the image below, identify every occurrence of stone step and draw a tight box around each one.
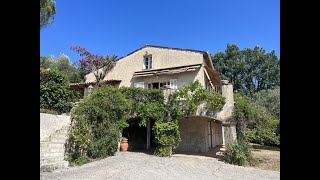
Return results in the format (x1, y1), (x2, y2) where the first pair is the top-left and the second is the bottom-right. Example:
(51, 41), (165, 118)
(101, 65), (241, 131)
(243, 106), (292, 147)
(40, 147), (65, 154)
(40, 161), (69, 172)
(40, 142), (65, 148)
(50, 133), (68, 139)
(49, 138), (67, 143)
(40, 152), (65, 158)
(40, 156), (65, 164)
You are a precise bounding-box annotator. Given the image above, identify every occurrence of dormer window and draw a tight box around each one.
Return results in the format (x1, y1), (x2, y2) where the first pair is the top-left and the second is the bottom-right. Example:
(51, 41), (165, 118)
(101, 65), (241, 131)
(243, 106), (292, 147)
(144, 56), (152, 69)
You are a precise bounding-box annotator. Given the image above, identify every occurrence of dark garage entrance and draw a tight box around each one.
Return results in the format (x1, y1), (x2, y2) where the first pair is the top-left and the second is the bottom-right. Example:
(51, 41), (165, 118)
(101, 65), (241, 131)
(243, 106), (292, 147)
(122, 118), (155, 151)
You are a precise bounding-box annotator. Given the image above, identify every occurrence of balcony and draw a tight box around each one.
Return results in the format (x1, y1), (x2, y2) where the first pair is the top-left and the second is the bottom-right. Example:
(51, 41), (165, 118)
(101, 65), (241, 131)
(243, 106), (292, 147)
(161, 82), (233, 122)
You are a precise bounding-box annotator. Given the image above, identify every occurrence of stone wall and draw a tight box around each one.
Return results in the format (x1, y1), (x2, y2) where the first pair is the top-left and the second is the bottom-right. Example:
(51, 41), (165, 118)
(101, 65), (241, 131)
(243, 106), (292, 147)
(40, 113), (71, 142)
(40, 113), (71, 172)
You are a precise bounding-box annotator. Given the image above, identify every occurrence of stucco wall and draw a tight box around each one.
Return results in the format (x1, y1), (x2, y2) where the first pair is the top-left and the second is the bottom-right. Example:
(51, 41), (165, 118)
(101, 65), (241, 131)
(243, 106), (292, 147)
(85, 46), (206, 87)
(223, 125), (237, 146)
(176, 116), (208, 152)
(213, 83), (234, 122)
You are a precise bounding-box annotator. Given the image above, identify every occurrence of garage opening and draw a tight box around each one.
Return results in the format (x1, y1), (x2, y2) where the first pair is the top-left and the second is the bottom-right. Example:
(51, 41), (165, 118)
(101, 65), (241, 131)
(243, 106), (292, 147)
(122, 118), (156, 151)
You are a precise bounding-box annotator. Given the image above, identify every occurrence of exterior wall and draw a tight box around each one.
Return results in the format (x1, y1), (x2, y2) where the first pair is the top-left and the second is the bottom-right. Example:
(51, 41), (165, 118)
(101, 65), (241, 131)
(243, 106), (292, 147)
(85, 46), (206, 87)
(214, 83), (234, 122)
(223, 125), (237, 146)
(176, 116), (223, 153)
(176, 116), (208, 152)
(133, 67), (205, 88)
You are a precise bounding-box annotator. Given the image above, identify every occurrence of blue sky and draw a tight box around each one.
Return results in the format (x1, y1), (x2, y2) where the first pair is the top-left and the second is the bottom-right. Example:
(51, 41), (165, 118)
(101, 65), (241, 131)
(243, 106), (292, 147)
(40, 0), (279, 62)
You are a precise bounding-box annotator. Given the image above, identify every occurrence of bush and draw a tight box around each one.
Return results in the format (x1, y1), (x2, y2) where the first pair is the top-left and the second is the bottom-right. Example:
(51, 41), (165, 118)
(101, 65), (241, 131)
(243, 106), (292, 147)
(153, 121), (181, 156)
(40, 68), (73, 113)
(232, 94), (280, 146)
(40, 108), (60, 115)
(224, 136), (254, 166)
(66, 85), (131, 165)
(248, 120), (280, 146)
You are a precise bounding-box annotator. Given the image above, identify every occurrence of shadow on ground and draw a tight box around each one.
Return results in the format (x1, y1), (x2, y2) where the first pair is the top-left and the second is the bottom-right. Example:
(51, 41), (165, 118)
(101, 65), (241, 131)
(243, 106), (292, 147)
(172, 145), (226, 161)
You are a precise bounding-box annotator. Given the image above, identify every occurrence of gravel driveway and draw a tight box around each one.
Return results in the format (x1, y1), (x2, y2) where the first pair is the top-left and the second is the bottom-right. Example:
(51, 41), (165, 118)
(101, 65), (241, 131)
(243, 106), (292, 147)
(40, 152), (280, 180)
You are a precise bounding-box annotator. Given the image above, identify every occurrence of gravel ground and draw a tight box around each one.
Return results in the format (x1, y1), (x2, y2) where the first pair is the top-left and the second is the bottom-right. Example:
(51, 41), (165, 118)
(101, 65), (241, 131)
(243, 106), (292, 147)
(40, 152), (280, 180)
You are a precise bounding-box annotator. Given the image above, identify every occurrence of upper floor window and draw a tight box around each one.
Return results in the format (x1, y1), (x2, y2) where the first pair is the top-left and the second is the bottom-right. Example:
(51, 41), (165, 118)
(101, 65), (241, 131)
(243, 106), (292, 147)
(144, 56), (152, 69)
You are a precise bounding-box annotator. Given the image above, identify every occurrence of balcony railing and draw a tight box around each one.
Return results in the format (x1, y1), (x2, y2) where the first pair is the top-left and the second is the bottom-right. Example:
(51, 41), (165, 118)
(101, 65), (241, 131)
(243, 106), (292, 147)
(161, 85), (223, 119)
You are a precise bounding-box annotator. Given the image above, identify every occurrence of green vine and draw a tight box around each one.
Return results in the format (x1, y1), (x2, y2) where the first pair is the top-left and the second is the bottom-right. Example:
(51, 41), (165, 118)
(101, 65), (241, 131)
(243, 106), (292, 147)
(67, 81), (227, 163)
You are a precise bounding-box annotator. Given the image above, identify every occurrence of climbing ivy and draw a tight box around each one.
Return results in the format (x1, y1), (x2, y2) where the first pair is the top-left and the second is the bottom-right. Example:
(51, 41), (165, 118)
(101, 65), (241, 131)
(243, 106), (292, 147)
(167, 80), (225, 117)
(67, 81), (227, 163)
(154, 80), (226, 156)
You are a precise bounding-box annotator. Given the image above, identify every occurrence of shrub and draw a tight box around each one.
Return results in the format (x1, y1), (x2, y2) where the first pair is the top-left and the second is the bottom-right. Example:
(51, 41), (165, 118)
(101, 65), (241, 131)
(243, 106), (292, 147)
(248, 120), (280, 146)
(66, 85), (131, 165)
(40, 108), (60, 115)
(232, 94), (280, 147)
(153, 121), (181, 156)
(224, 136), (254, 166)
(40, 68), (73, 113)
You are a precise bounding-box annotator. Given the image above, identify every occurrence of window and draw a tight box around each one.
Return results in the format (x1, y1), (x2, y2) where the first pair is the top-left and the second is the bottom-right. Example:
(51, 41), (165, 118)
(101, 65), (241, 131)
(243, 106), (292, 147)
(147, 82), (170, 89)
(134, 82), (145, 88)
(144, 56), (152, 69)
(160, 82), (170, 89)
(170, 79), (178, 89)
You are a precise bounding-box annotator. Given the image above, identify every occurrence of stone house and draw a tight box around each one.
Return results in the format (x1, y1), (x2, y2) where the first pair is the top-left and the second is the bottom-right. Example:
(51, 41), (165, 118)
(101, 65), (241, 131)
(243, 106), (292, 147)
(70, 45), (237, 153)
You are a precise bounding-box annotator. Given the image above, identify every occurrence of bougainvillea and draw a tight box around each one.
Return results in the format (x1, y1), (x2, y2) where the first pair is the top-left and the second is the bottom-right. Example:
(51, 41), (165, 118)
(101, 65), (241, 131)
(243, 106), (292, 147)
(70, 46), (117, 85)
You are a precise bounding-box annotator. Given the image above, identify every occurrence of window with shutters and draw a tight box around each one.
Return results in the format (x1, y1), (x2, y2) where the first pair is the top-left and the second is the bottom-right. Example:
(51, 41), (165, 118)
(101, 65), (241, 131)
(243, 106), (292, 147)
(143, 56), (152, 69)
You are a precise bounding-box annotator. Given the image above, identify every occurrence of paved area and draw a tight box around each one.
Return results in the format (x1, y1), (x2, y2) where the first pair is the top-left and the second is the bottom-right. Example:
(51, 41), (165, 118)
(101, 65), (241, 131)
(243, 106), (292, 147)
(40, 151), (280, 180)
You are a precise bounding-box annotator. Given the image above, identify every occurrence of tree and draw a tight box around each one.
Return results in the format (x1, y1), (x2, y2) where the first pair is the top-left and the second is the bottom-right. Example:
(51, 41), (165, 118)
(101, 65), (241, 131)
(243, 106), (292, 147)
(40, 0), (56, 30)
(40, 68), (74, 113)
(250, 86), (280, 120)
(70, 46), (117, 86)
(40, 54), (82, 83)
(211, 43), (280, 94)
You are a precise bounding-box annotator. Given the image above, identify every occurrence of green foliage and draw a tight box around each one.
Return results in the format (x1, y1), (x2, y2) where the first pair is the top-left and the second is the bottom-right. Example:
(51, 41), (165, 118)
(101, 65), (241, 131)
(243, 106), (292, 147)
(207, 92), (226, 111)
(232, 93), (280, 147)
(40, 68), (74, 113)
(136, 102), (167, 127)
(40, 0), (56, 29)
(231, 94), (254, 128)
(211, 43), (280, 94)
(40, 108), (59, 115)
(247, 119), (280, 146)
(168, 80), (225, 117)
(67, 81), (227, 161)
(120, 87), (165, 118)
(153, 121), (180, 147)
(40, 55), (83, 83)
(224, 140), (253, 166)
(250, 87), (280, 119)
(67, 85), (131, 164)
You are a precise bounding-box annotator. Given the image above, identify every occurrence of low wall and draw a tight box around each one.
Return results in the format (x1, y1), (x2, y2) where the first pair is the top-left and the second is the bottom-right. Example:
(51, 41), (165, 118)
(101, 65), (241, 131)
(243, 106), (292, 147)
(40, 113), (71, 142)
